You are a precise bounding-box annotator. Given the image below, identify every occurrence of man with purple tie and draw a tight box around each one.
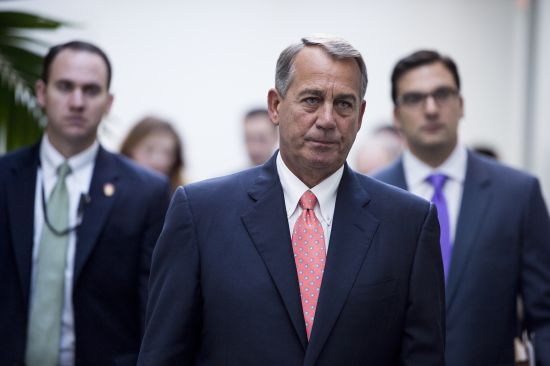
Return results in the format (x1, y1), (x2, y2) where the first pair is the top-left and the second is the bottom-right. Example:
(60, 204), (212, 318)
(375, 50), (550, 366)
(138, 35), (445, 365)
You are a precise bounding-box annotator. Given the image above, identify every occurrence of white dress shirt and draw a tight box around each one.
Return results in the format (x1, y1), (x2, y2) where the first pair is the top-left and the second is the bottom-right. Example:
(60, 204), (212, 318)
(33, 135), (98, 366)
(402, 144), (467, 244)
(276, 152), (343, 253)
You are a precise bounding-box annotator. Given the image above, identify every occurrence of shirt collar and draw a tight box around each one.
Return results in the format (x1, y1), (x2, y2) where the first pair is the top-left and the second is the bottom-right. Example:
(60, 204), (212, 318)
(40, 134), (99, 176)
(403, 143), (467, 187)
(276, 152), (343, 222)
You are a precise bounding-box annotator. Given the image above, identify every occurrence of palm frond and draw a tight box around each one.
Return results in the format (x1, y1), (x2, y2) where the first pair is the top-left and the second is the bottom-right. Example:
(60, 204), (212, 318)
(0, 10), (69, 153)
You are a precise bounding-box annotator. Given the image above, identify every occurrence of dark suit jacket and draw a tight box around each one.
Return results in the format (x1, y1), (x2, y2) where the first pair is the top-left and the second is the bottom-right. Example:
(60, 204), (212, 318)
(0, 142), (171, 366)
(137, 154), (445, 366)
(375, 151), (550, 366)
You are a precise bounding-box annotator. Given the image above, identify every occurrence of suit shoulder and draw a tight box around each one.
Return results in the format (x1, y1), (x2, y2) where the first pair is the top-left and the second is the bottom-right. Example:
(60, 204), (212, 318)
(106, 151), (169, 188)
(0, 144), (38, 180)
(185, 165), (263, 197)
(469, 152), (538, 186)
(372, 159), (406, 188)
(373, 163), (399, 182)
(354, 171), (434, 230)
(0, 144), (37, 168)
(356, 171), (431, 215)
(169, 167), (262, 223)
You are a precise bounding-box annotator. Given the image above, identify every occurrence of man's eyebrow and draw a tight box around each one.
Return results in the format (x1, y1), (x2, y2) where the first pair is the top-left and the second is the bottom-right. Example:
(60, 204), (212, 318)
(334, 93), (358, 103)
(54, 79), (74, 85)
(296, 89), (325, 98)
(296, 89), (358, 103)
(82, 82), (102, 89)
(401, 84), (457, 94)
(53, 79), (103, 89)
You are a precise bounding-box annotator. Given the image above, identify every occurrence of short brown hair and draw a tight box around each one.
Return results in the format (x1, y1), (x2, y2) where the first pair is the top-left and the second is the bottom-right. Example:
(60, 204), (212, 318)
(42, 40), (113, 89)
(391, 49), (460, 106)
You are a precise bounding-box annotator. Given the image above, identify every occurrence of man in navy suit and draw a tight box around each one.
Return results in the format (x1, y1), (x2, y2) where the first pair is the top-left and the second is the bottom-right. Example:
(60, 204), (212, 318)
(138, 35), (445, 365)
(375, 50), (550, 366)
(0, 41), (170, 365)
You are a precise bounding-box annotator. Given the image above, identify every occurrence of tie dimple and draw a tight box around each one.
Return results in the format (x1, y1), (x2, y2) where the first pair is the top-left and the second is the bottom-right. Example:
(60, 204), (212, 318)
(56, 161), (71, 179)
(427, 173), (446, 192)
(299, 190), (317, 210)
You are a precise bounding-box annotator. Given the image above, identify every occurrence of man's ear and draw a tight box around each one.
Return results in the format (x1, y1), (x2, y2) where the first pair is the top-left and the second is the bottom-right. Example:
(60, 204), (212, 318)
(357, 100), (366, 131)
(267, 88), (282, 126)
(104, 93), (114, 116)
(35, 80), (46, 108)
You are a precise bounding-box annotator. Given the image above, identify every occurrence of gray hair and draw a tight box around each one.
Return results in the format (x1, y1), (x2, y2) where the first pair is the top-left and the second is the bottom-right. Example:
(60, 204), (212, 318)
(275, 34), (368, 99)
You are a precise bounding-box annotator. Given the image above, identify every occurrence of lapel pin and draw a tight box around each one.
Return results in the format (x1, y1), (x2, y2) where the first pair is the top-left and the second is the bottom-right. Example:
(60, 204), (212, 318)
(103, 182), (115, 197)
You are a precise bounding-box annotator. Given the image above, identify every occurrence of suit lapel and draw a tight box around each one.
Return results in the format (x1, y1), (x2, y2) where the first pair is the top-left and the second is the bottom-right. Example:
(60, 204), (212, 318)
(241, 156), (308, 349)
(445, 152), (491, 310)
(8, 144), (40, 306)
(305, 166), (380, 365)
(73, 147), (118, 283)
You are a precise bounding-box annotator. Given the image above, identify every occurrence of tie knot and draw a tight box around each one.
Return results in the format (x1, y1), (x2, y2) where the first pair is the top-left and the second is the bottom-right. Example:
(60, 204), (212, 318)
(57, 161), (72, 180)
(299, 190), (317, 210)
(426, 173), (447, 192)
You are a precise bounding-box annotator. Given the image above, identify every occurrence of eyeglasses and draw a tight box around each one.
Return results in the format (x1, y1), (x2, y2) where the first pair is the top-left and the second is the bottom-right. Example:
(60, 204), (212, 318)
(397, 87), (459, 108)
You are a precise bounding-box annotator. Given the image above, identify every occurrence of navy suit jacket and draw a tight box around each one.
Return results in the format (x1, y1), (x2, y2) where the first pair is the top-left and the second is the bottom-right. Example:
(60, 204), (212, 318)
(138, 154), (445, 365)
(375, 151), (550, 366)
(0, 142), (171, 366)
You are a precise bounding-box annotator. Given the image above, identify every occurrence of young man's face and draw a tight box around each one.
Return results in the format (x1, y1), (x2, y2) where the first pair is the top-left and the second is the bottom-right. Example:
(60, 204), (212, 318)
(394, 61), (463, 157)
(36, 48), (113, 154)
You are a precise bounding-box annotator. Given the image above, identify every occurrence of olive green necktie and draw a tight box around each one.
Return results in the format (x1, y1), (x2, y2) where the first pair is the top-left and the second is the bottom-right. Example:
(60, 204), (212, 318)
(25, 161), (72, 366)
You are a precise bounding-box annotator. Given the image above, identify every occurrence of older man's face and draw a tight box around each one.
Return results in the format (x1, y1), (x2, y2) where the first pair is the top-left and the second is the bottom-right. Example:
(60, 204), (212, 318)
(268, 46), (365, 187)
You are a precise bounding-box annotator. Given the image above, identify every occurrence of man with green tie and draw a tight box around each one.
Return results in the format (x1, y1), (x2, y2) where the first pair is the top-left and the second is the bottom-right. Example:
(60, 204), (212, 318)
(0, 40), (170, 366)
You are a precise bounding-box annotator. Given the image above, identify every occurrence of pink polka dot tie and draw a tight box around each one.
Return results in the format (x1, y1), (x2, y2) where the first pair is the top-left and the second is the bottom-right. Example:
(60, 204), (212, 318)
(292, 190), (326, 339)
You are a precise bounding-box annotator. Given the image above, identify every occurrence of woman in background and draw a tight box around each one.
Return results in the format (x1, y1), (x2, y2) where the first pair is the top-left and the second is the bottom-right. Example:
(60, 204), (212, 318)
(121, 116), (185, 193)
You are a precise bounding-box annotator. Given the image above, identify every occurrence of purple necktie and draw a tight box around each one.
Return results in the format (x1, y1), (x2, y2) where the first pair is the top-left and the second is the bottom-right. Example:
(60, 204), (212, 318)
(427, 173), (451, 281)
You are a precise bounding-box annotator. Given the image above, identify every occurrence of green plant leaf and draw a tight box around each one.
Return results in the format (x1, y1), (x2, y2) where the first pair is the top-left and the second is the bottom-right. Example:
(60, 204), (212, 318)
(0, 33), (51, 49)
(0, 9), (66, 153)
(0, 44), (43, 82)
(1, 81), (43, 150)
(0, 11), (65, 29)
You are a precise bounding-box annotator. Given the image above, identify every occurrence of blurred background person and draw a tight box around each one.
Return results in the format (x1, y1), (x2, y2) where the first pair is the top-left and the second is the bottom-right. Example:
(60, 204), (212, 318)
(243, 108), (278, 166)
(355, 124), (404, 175)
(121, 116), (185, 192)
(376, 49), (550, 366)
